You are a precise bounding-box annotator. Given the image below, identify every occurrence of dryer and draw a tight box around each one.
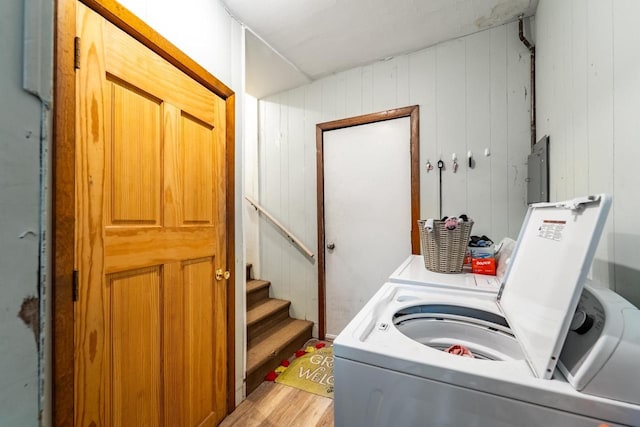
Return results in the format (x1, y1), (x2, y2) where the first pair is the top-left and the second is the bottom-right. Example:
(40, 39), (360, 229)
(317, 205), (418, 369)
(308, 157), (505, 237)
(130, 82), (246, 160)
(334, 195), (640, 426)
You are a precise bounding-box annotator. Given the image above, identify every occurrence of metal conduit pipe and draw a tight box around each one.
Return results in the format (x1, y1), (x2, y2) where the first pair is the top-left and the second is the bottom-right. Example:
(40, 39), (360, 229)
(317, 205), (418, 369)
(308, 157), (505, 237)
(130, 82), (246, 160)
(519, 15), (536, 149)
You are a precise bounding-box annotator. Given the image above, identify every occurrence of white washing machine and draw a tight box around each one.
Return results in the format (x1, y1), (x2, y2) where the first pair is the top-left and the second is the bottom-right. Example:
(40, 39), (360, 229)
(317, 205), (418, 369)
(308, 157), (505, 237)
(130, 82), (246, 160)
(389, 230), (518, 295)
(334, 195), (640, 426)
(388, 250), (506, 294)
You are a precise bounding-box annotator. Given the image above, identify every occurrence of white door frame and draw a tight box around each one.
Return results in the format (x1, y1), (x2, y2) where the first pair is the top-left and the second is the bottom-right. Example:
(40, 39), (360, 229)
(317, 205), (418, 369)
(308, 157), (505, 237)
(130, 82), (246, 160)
(316, 105), (420, 339)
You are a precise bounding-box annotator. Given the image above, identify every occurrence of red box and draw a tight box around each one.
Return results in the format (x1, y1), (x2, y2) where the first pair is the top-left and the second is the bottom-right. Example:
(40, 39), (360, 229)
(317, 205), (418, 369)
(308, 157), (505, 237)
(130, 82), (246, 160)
(471, 258), (496, 275)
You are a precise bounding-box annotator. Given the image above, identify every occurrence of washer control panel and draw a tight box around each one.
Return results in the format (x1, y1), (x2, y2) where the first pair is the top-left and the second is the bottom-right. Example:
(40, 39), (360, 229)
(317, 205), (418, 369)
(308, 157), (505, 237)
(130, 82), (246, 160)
(557, 285), (640, 404)
(559, 288), (606, 376)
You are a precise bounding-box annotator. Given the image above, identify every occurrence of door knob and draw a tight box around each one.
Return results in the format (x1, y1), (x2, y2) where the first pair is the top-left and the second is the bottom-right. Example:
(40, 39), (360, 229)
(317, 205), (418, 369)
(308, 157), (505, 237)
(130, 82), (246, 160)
(215, 269), (231, 281)
(327, 242), (335, 250)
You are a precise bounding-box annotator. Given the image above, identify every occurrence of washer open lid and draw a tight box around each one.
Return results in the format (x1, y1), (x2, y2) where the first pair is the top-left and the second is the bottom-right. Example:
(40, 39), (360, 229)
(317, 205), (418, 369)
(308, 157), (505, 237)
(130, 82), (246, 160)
(497, 194), (611, 379)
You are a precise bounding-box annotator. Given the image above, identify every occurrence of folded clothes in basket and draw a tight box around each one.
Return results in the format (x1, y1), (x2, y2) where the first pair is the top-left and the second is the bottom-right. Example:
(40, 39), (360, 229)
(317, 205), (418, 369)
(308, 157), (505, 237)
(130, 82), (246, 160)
(423, 214), (473, 232)
(424, 218), (435, 232)
(418, 217), (475, 273)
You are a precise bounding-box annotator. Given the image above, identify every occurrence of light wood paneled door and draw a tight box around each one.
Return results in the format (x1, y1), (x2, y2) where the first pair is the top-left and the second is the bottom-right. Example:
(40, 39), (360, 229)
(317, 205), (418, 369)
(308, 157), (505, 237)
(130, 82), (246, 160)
(74, 3), (228, 426)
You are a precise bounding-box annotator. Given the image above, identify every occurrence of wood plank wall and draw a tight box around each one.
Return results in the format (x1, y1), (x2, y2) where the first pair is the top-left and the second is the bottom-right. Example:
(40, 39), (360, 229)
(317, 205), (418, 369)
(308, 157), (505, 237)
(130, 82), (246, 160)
(536, 0), (640, 307)
(249, 20), (532, 335)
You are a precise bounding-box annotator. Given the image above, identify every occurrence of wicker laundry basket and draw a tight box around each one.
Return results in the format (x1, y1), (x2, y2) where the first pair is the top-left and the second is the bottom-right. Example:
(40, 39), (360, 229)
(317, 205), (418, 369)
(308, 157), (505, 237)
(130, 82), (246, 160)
(418, 219), (474, 273)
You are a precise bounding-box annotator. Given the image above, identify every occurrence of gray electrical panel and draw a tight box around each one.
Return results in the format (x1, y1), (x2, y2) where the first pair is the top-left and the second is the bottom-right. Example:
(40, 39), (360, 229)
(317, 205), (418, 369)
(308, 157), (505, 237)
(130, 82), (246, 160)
(527, 135), (549, 204)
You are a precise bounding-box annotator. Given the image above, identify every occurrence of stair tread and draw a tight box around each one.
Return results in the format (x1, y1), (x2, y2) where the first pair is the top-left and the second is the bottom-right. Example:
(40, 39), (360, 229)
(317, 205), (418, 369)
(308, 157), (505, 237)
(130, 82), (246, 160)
(246, 298), (290, 325)
(246, 318), (314, 374)
(246, 279), (270, 294)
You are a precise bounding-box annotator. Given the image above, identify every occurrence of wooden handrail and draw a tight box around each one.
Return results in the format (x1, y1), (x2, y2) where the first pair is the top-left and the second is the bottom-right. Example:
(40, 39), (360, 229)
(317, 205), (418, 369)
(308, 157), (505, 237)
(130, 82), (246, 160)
(245, 195), (315, 259)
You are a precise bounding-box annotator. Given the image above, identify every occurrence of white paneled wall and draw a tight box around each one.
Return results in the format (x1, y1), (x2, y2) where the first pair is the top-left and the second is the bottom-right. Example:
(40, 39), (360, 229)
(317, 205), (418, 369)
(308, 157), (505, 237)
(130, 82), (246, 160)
(1, 1), (50, 424)
(251, 20), (532, 335)
(536, 0), (640, 307)
(117, 0), (237, 87)
(245, 95), (260, 277)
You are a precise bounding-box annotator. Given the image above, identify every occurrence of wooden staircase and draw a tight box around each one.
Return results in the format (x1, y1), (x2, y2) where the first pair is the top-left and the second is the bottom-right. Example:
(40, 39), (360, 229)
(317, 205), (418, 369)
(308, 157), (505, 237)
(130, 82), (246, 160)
(245, 265), (314, 395)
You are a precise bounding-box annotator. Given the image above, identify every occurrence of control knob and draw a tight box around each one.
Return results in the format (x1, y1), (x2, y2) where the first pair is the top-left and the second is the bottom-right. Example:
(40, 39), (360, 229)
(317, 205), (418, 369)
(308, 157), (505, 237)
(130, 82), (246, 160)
(570, 309), (594, 335)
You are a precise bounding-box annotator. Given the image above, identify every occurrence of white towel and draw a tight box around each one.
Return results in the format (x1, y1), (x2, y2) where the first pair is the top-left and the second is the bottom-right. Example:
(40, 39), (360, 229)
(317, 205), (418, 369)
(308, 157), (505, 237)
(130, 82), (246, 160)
(424, 218), (434, 232)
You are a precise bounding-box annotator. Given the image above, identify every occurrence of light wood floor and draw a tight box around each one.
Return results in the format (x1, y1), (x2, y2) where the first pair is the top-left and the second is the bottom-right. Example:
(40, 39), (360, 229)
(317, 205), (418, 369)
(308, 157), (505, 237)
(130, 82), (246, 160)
(220, 381), (334, 427)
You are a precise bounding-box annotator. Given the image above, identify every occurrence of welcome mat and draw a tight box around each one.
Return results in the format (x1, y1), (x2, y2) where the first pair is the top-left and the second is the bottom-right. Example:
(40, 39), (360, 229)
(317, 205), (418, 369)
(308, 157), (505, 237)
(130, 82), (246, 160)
(274, 344), (334, 398)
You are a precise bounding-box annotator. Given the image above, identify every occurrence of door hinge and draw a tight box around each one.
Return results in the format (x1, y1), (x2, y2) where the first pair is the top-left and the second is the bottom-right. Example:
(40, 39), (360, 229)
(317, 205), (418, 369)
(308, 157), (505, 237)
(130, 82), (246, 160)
(72, 270), (79, 302)
(74, 37), (81, 70)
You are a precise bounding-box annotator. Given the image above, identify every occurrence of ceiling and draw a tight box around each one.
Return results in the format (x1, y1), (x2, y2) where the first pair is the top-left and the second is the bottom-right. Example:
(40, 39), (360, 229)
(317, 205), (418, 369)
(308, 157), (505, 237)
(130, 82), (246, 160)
(223, 0), (539, 98)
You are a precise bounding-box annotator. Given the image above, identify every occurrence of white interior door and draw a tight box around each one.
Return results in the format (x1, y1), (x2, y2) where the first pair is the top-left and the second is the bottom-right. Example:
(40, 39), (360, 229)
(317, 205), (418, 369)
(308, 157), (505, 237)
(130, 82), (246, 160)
(324, 117), (412, 337)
